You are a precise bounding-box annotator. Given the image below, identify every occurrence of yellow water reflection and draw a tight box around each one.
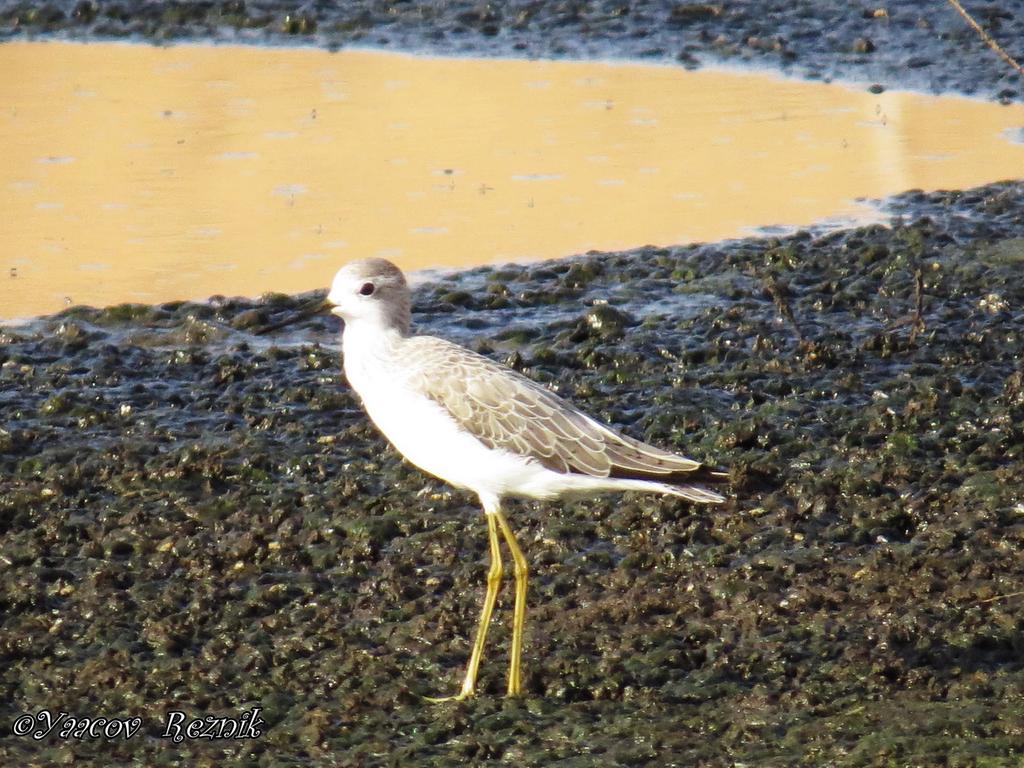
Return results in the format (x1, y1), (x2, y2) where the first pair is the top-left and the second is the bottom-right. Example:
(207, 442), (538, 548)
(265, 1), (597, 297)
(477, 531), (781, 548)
(2, 41), (1023, 319)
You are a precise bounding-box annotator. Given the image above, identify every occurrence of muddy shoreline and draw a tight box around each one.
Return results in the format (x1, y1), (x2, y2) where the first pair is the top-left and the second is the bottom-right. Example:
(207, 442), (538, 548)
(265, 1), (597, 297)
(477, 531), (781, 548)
(3, 180), (1024, 765)
(2, 0), (1022, 101)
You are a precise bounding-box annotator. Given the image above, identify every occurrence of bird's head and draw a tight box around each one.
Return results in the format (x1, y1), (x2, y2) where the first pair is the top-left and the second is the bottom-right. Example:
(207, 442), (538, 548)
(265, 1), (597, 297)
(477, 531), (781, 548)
(327, 258), (412, 334)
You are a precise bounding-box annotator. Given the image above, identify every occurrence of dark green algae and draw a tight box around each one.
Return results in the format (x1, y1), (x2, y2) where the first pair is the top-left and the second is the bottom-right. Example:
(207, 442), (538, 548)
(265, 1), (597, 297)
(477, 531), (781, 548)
(2, 181), (1024, 766)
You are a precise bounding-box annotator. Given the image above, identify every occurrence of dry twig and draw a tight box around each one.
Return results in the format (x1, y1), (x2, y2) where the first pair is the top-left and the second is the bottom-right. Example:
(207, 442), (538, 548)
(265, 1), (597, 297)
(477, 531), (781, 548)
(945, 0), (1024, 79)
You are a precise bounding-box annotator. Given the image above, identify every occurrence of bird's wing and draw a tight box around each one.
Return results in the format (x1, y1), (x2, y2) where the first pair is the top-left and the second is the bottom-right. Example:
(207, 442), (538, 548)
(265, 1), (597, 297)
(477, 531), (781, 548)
(400, 336), (722, 483)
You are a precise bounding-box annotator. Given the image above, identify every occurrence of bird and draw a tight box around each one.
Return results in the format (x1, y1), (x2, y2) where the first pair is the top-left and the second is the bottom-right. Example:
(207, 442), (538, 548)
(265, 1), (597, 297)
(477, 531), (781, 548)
(320, 257), (727, 701)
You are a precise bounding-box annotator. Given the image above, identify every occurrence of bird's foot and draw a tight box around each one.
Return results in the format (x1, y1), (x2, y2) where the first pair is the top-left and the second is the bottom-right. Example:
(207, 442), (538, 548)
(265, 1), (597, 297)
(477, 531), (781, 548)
(423, 690), (474, 704)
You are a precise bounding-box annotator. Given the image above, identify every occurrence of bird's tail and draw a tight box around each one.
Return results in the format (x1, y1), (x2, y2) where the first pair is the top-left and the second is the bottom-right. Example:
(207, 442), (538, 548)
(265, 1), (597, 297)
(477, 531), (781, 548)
(657, 482), (727, 504)
(609, 466), (729, 504)
(580, 475), (727, 504)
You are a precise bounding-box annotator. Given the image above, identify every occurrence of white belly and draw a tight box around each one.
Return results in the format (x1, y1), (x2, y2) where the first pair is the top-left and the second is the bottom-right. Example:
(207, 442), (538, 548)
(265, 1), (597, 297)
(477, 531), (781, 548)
(345, 354), (553, 500)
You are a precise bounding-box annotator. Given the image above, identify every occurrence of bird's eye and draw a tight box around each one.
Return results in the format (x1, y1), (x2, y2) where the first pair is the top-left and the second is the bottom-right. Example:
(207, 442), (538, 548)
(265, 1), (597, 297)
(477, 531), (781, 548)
(359, 282), (375, 296)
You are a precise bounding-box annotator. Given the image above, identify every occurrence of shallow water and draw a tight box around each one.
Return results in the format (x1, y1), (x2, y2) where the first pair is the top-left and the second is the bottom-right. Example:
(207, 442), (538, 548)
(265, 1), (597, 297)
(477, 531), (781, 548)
(3, 40), (1024, 320)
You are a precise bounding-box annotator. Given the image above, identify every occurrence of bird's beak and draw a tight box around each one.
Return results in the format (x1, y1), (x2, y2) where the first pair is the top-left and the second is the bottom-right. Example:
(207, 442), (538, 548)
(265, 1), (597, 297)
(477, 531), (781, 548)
(254, 296), (332, 335)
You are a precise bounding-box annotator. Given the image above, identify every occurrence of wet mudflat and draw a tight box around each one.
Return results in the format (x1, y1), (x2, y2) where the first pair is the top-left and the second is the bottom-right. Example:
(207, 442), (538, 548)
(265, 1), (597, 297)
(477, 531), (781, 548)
(2, 180), (1023, 765)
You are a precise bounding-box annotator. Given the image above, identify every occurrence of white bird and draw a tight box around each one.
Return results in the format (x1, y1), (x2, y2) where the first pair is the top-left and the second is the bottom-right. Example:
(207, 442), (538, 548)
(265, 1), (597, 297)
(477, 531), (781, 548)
(324, 257), (727, 700)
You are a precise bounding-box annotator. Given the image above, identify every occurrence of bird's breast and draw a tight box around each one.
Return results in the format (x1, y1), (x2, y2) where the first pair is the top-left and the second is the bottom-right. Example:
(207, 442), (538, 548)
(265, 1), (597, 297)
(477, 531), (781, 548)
(341, 349), (550, 499)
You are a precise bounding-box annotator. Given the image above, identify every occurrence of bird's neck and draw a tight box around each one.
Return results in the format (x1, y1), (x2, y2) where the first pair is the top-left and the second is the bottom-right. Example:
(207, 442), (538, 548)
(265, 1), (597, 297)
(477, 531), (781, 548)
(341, 318), (408, 360)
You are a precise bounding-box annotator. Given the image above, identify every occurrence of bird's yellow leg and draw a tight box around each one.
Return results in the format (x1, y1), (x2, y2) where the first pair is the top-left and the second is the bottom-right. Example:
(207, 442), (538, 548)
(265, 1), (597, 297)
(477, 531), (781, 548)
(426, 511), (503, 702)
(494, 508), (528, 697)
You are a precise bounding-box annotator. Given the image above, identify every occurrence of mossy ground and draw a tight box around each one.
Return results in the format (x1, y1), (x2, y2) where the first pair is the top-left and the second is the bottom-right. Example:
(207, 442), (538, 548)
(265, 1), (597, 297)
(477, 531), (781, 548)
(2, 181), (1023, 765)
